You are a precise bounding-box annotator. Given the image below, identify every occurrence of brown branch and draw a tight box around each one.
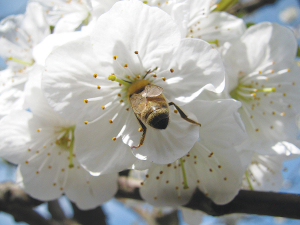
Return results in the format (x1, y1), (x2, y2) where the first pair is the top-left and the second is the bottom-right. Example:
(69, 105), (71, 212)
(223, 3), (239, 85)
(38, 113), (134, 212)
(0, 182), (50, 225)
(116, 177), (300, 219)
(227, 0), (278, 14)
(71, 203), (106, 225)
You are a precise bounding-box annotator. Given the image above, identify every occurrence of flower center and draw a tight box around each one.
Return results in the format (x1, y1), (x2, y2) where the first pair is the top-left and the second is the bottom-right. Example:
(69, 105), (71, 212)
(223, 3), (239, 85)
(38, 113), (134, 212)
(55, 126), (76, 168)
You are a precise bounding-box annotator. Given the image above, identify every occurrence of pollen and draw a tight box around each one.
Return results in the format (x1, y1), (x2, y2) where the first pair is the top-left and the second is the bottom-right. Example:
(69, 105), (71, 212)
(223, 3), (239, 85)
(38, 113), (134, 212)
(113, 55), (117, 60)
(84, 121), (88, 125)
(112, 137), (116, 141)
(36, 129), (40, 132)
(97, 85), (101, 89)
(170, 68), (174, 73)
(93, 73), (97, 78)
(162, 77), (166, 81)
(124, 64), (128, 67)
(152, 74), (157, 77)
(102, 106), (105, 110)
(138, 127), (143, 132)
(84, 99), (88, 103)
(134, 51), (139, 54)
(174, 110), (178, 114)
(109, 119), (113, 123)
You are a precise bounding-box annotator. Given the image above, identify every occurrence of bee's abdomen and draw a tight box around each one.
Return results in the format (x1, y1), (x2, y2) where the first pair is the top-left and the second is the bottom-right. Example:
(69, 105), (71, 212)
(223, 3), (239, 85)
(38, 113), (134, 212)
(142, 96), (169, 130)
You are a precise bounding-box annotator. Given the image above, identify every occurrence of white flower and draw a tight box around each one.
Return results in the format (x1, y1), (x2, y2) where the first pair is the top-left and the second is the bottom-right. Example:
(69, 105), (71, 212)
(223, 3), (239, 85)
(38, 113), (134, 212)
(279, 6), (299, 24)
(139, 99), (247, 206)
(0, 2), (50, 117)
(0, 2), (49, 72)
(223, 22), (300, 153)
(0, 68), (118, 209)
(29, 0), (92, 33)
(186, 0), (246, 47)
(242, 142), (300, 192)
(42, 0), (226, 173)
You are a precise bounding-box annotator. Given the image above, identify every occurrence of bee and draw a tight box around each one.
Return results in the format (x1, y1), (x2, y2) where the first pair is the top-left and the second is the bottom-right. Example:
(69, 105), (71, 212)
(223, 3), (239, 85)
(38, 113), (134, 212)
(128, 70), (201, 149)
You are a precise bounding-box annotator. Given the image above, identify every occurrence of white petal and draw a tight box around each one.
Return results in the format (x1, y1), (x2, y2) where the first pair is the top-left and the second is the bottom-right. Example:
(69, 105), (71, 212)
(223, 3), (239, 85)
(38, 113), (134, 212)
(42, 36), (113, 122)
(0, 111), (32, 164)
(65, 166), (118, 210)
(155, 38), (225, 104)
(91, 0), (181, 69)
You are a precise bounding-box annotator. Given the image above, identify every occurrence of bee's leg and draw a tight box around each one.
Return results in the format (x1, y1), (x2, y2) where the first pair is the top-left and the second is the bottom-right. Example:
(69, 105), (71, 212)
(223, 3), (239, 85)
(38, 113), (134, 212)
(168, 102), (201, 126)
(131, 116), (147, 149)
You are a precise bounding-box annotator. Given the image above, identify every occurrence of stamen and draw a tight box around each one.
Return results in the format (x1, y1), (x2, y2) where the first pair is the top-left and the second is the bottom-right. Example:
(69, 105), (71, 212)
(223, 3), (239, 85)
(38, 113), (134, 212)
(207, 39), (219, 47)
(108, 74), (131, 87)
(134, 51), (144, 72)
(8, 56), (34, 66)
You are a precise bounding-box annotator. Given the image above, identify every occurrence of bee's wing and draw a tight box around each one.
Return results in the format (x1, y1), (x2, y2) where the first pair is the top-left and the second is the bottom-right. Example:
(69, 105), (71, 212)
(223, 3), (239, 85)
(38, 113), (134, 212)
(130, 94), (147, 114)
(145, 85), (163, 97)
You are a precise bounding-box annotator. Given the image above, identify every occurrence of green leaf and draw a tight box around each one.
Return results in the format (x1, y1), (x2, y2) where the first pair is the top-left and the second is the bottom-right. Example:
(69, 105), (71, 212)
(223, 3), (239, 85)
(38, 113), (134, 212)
(297, 46), (300, 58)
(246, 22), (255, 28)
(213, 0), (239, 11)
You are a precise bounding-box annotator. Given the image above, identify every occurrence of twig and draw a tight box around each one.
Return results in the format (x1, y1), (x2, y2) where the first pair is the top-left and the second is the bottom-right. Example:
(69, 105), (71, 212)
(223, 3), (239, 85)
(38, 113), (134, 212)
(116, 177), (300, 219)
(227, 0), (278, 14)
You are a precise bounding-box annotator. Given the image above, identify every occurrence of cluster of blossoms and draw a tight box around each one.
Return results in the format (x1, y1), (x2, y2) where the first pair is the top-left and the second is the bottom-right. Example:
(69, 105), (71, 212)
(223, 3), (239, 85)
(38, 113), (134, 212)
(0, 0), (299, 222)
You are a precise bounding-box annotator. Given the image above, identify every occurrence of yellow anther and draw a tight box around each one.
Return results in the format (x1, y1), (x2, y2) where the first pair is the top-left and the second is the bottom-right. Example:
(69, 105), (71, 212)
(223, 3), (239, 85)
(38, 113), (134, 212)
(138, 127), (143, 132)
(93, 73), (97, 78)
(162, 77), (166, 81)
(118, 93), (121, 97)
(36, 129), (40, 132)
(259, 70), (262, 74)
(287, 68), (291, 72)
(170, 68), (174, 73)
(108, 74), (116, 81)
(97, 85), (101, 89)
(152, 74), (157, 77)
(126, 75), (130, 79)
(174, 110), (178, 114)
(281, 112), (285, 116)
(109, 119), (113, 123)
(112, 137), (116, 141)
(124, 64), (128, 67)
(120, 99), (123, 103)
(102, 106), (105, 110)
(113, 55), (117, 60)
(251, 93), (256, 97)
(84, 99), (88, 103)
(134, 51), (139, 54)
(84, 121), (88, 125)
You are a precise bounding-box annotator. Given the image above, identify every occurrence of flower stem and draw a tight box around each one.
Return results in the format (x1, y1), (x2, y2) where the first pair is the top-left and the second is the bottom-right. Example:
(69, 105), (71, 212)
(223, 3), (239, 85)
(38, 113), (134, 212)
(180, 158), (189, 189)
(245, 170), (254, 191)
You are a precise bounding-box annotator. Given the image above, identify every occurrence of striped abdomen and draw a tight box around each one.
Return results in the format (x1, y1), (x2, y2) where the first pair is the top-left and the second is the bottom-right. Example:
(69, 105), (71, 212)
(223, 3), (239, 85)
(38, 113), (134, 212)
(139, 94), (169, 129)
